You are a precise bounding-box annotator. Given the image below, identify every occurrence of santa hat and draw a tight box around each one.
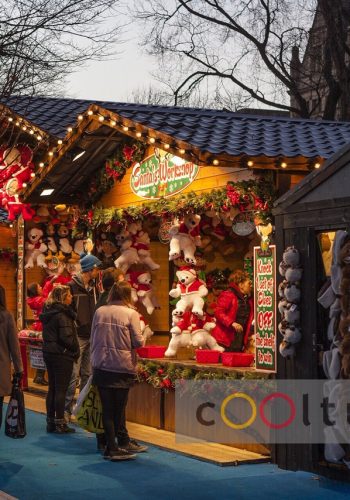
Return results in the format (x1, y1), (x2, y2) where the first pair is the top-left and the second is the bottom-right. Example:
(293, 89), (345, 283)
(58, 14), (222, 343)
(178, 266), (197, 276)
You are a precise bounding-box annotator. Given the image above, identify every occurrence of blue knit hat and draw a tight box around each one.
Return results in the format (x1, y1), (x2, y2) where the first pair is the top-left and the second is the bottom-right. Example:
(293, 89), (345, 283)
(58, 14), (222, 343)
(79, 253), (102, 273)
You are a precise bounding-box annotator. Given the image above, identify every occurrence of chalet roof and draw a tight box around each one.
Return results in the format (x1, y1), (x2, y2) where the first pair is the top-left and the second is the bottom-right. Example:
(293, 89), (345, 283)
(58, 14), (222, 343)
(3, 95), (350, 160)
(273, 142), (350, 214)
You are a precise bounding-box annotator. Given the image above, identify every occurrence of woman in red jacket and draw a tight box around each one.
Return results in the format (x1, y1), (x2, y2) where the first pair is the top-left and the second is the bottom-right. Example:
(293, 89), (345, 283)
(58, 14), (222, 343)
(212, 270), (253, 352)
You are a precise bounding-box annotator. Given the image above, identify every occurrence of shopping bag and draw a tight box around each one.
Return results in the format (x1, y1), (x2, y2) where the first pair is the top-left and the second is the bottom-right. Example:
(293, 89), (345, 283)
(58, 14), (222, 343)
(5, 381), (26, 439)
(72, 375), (92, 417)
(75, 384), (104, 434)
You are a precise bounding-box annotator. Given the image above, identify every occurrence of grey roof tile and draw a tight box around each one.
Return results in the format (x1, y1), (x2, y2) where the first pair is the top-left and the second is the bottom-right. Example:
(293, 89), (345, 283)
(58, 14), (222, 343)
(3, 95), (350, 159)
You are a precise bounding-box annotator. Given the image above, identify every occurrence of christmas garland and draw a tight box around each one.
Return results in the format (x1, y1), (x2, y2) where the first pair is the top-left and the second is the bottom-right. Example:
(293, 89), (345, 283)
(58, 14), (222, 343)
(136, 360), (269, 392)
(0, 247), (17, 263)
(105, 141), (146, 180)
(85, 176), (276, 228)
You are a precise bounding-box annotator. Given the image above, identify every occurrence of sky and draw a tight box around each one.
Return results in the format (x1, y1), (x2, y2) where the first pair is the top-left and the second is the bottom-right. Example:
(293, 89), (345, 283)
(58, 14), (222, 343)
(66, 21), (159, 103)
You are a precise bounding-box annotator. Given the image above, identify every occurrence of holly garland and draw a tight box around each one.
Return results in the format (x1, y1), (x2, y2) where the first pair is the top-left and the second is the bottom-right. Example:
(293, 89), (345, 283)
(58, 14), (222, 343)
(136, 360), (269, 392)
(105, 141), (146, 180)
(0, 247), (17, 263)
(85, 175), (276, 228)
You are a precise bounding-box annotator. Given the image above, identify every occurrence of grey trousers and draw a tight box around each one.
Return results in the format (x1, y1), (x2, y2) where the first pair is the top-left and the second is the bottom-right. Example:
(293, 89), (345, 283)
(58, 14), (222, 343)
(64, 337), (91, 414)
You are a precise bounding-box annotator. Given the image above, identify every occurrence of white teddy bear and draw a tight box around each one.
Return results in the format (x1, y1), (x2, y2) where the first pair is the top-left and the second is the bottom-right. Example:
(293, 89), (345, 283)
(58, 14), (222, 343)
(114, 227), (140, 273)
(165, 311), (224, 357)
(169, 266), (208, 317)
(57, 224), (73, 256)
(128, 221), (160, 271)
(169, 214), (201, 265)
(25, 227), (48, 269)
(130, 270), (160, 315)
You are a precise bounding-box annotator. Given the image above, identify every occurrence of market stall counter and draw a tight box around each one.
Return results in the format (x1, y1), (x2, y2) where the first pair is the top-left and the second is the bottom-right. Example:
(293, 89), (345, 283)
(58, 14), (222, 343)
(18, 329), (45, 390)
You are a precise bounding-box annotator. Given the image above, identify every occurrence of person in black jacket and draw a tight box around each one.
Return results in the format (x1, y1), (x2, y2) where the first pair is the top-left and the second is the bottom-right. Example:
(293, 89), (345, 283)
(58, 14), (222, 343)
(40, 285), (80, 434)
(64, 252), (102, 420)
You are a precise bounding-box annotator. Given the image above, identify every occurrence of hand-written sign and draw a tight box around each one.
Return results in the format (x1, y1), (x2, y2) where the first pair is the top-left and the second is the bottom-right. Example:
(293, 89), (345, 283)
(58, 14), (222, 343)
(254, 245), (277, 372)
(130, 148), (199, 199)
(76, 385), (104, 434)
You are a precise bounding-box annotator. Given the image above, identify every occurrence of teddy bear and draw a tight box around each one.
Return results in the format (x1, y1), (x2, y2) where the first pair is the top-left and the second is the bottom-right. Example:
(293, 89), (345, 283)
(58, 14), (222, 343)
(283, 325), (302, 344)
(169, 214), (201, 265)
(57, 223), (73, 258)
(169, 266), (208, 317)
(284, 283), (301, 304)
(25, 227), (48, 269)
(128, 223), (160, 271)
(114, 227), (140, 273)
(279, 340), (295, 358)
(165, 310), (224, 357)
(43, 223), (59, 261)
(129, 270), (160, 315)
(139, 315), (154, 340)
(283, 246), (300, 267)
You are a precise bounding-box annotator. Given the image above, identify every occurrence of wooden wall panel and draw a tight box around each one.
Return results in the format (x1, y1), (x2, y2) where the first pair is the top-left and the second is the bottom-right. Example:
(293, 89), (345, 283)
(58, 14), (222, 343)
(0, 227), (17, 317)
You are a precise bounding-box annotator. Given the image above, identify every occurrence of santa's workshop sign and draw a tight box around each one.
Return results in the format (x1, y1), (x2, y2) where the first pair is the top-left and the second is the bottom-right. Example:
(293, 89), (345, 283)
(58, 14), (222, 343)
(130, 149), (199, 199)
(254, 245), (277, 372)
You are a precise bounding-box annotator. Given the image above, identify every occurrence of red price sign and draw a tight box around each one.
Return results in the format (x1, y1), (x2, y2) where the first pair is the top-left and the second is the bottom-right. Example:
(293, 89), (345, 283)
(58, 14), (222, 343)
(254, 245), (276, 372)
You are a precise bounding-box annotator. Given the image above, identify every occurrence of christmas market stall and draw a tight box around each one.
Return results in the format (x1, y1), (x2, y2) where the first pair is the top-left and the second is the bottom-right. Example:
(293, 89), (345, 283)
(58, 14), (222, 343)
(4, 96), (350, 453)
(273, 143), (350, 480)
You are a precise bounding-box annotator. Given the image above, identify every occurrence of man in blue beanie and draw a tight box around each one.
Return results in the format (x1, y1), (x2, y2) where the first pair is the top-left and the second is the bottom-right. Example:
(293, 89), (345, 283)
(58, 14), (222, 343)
(64, 252), (102, 420)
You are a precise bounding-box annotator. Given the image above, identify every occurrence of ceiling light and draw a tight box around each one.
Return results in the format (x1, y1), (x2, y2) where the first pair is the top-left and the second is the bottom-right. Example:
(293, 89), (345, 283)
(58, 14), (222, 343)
(179, 149), (185, 155)
(212, 159), (220, 166)
(72, 150), (86, 162)
(39, 162), (45, 168)
(110, 120), (116, 126)
(98, 116), (105, 122)
(247, 160), (254, 167)
(88, 110), (93, 116)
(123, 126), (129, 132)
(40, 188), (54, 196)
(314, 162), (321, 169)
(136, 132), (142, 138)
(67, 127), (73, 133)
(149, 137), (156, 144)
(164, 144), (170, 150)
(78, 115), (84, 121)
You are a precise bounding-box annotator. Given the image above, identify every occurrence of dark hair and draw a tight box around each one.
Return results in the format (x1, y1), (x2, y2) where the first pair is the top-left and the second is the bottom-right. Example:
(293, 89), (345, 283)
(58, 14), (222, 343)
(27, 282), (39, 298)
(102, 267), (124, 291)
(107, 281), (132, 306)
(0, 284), (6, 310)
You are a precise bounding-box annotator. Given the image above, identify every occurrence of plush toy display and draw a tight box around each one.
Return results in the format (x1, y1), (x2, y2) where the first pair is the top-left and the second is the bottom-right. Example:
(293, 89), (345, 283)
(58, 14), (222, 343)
(169, 214), (201, 265)
(278, 245), (303, 358)
(169, 266), (208, 317)
(129, 221), (160, 271)
(165, 310), (224, 357)
(25, 227), (48, 269)
(57, 224), (73, 257)
(44, 223), (58, 260)
(114, 227), (140, 273)
(129, 270), (160, 315)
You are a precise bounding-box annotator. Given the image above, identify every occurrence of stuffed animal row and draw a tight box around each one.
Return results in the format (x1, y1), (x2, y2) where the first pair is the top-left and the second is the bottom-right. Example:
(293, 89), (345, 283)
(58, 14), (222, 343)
(278, 246), (303, 358)
(24, 224), (88, 269)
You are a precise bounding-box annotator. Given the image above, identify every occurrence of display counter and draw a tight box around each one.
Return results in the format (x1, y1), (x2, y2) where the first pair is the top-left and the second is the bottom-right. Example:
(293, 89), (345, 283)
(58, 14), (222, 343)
(128, 357), (272, 456)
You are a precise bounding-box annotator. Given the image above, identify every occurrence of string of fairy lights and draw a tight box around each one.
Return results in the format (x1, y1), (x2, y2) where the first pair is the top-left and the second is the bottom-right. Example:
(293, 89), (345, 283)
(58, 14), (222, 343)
(2, 104), (324, 196)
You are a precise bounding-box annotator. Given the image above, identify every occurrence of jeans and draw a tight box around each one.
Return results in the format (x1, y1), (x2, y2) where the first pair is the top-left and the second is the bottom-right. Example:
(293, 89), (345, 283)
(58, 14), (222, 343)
(65, 337), (91, 414)
(0, 396), (3, 429)
(97, 387), (130, 451)
(43, 353), (74, 421)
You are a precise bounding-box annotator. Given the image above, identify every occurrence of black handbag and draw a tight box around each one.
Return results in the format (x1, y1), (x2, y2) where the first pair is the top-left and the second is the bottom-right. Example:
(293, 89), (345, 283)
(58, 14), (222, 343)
(5, 377), (26, 439)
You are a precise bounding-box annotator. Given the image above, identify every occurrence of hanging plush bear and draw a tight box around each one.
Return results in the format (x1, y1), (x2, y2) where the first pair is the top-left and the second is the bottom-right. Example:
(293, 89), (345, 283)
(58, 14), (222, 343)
(129, 221), (160, 271)
(169, 214), (201, 265)
(25, 227), (48, 269)
(169, 266), (208, 317)
(57, 223), (73, 258)
(114, 227), (140, 273)
(284, 283), (301, 303)
(129, 270), (160, 315)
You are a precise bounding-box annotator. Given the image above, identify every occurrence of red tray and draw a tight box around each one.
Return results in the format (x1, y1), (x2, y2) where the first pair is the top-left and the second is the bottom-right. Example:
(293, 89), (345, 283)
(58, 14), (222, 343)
(195, 349), (221, 364)
(221, 352), (254, 367)
(136, 345), (167, 358)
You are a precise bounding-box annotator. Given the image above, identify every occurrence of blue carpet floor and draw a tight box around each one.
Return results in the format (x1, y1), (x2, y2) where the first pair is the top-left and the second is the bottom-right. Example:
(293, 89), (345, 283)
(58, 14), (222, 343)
(1, 409), (350, 500)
